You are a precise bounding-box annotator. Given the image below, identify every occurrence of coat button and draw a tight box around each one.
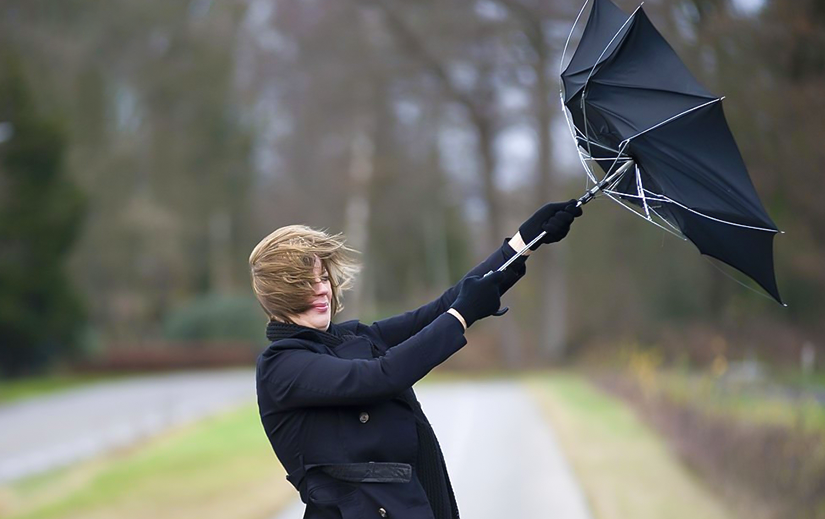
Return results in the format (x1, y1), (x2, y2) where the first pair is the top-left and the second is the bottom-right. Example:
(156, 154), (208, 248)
(378, 507), (388, 518)
(359, 412), (370, 424)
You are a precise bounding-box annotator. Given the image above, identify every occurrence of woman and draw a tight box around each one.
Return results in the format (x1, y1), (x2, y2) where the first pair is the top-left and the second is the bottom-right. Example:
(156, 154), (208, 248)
(250, 200), (582, 519)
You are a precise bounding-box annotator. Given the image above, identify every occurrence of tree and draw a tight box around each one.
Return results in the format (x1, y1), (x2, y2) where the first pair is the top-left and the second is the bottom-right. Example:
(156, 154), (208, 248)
(0, 56), (87, 377)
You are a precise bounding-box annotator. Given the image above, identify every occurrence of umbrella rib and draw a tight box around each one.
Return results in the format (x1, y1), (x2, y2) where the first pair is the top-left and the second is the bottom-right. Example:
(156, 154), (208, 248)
(649, 207), (683, 234)
(570, 129), (600, 184)
(588, 79), (717, 101)
(605, 189), (669, 205)
(560, 0), (605, 190)
(640, 188), (779, 233)
(563, 104), (599, 187)
(562, 93), (601, 187)
(581, 3), (642, 158)
(601, 140), (630, 180)
(620, 97), (724, 146)
(602, 191), (688, 240)
(602, 187), (683, 232)
(582, 3), (643, 93)
(576, 136), (630, 157)
(575, 144), (603, 185)
(586, 156), (632, 162)
(562, 95), (578, 140)
(560, 2), (632, 197)
(560, 5), (634, 193)
(582, 93), (594, 157)
(559, 0), (591, 79)
(561, 93), (582, 150)
(581, 157), (600, 185)
(635, 164), (651, 219)
(576, 145), (633, 188)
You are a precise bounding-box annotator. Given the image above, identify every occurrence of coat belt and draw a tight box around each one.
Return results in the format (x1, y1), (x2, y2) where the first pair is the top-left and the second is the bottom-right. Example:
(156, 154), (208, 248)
(319, 462), (412, 483)
(286, 461), (412, 503)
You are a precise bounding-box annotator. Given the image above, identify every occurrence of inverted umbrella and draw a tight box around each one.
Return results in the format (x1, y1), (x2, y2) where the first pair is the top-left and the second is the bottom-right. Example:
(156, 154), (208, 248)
(542, 0), (782, 304)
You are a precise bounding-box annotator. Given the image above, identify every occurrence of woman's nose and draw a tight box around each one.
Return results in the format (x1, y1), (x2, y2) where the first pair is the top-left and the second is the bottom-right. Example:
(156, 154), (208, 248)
(314, 280), (330, 295)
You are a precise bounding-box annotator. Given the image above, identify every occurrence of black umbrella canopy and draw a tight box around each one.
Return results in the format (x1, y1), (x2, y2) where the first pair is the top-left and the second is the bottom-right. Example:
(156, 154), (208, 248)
(560, 0), (783, 304)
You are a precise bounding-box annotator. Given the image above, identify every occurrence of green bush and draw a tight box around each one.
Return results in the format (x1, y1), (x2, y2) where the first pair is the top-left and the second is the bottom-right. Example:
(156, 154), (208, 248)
(162, 293), (266, 345)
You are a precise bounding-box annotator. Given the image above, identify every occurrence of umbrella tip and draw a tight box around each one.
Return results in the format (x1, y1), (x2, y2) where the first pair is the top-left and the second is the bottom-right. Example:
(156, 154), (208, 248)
(782, 303), (789, 308)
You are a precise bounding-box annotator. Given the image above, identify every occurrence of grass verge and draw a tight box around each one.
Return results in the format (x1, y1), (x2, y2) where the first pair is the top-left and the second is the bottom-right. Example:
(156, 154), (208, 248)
(0, 404), (294, 519)
(650, 369), (825, 433)
(524, 371), (734, 519)
(599, 369), (825, 519)
(0, 374), (128, 406)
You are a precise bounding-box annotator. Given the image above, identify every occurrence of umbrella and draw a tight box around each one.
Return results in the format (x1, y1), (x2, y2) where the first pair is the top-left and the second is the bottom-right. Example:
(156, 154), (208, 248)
(548, 0), (783, 304)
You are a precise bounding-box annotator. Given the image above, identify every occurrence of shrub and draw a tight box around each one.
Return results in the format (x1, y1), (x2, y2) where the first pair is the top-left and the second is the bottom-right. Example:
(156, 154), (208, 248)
(162, 293), (266, 346)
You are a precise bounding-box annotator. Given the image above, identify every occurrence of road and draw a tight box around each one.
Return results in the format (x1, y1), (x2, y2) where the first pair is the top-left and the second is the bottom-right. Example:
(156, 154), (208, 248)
(0, 369), (255, 484)
(1, 374), (592, 518)
(272, 380), (593, 519)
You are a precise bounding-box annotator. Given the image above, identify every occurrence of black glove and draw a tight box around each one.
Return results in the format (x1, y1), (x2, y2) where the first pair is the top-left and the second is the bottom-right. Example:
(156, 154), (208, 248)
(518, 199), (583, 250)
(450, 272), (506, 328)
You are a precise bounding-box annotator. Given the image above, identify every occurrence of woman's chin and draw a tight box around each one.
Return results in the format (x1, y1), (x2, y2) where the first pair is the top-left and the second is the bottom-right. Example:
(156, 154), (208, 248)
(291, 311), (330, 331)
(309, 314), (331, 331)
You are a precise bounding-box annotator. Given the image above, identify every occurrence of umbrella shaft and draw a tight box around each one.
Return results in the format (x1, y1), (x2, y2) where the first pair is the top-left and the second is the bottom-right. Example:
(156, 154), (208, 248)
(492, 233), (545, 274)
(577, 159), (635, 207)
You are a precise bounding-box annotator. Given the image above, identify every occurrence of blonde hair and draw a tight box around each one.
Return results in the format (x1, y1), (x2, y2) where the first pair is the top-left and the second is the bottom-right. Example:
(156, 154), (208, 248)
(249, 225), (360, 323)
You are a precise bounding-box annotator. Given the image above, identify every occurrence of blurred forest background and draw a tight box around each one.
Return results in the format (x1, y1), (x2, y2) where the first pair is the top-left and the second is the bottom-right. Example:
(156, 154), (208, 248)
(1, 0), (823, 377)
(3, 1), (825, 518)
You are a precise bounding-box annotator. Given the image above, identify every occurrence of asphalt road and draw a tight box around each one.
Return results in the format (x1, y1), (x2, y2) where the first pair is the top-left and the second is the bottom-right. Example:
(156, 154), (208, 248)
(272, 380), (593, 519)
(0, 369), (255, 484)
(1, 374), (592, 518)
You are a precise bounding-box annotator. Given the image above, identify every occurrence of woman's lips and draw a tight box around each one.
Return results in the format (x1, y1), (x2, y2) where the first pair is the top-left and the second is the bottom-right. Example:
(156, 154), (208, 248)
(312, 302), (329, 312)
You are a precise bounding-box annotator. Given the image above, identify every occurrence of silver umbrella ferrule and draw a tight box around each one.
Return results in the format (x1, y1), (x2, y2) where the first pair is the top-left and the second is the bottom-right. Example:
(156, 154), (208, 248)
(577, 159), (634, 207)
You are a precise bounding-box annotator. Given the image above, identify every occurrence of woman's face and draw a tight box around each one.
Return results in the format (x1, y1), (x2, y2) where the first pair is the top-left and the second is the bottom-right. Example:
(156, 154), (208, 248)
(290, 256), (332, 331)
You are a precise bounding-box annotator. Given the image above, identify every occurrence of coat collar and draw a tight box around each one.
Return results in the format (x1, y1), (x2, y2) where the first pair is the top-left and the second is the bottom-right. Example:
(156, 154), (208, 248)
(265, 321), (354, 349)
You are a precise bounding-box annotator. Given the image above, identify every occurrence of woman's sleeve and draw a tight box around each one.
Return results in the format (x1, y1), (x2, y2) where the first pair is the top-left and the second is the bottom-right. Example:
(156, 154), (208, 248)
(262, 314), (466, 411)
(368, 239), (527, 348)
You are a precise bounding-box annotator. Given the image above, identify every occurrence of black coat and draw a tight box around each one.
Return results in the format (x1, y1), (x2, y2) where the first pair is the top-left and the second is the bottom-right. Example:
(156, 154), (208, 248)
(256, 242), (525, 519)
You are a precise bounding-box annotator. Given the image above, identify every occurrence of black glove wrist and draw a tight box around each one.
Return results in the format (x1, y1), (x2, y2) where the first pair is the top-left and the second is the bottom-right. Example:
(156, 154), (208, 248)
(450, 272), (506, 328)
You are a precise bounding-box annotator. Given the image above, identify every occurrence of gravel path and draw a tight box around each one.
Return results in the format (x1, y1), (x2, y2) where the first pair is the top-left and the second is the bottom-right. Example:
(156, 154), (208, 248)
(0, 369), (255, 484)
(272, 380), (592, 519)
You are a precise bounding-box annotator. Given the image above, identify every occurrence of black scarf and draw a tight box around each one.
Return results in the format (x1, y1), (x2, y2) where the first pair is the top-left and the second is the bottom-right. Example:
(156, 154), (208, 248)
(265, 320), (354, 348)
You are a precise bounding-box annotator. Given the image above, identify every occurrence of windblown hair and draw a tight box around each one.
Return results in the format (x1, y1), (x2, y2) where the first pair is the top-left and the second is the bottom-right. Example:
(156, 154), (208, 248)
(249, 225), (360, 323)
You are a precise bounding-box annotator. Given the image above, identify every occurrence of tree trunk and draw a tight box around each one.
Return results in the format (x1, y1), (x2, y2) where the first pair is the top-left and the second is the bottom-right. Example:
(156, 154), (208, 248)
(534, 37), (568, 362)
(343, 126), (375, 318)
(476, 117), (503, 254)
